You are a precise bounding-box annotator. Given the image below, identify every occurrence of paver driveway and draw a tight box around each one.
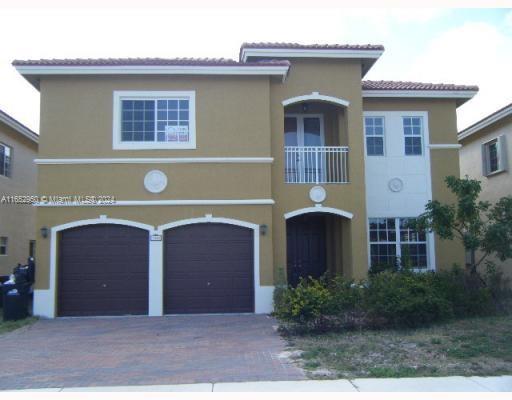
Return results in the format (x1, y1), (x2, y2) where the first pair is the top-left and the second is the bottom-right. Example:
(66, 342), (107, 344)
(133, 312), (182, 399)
(0, 315), (305, 390)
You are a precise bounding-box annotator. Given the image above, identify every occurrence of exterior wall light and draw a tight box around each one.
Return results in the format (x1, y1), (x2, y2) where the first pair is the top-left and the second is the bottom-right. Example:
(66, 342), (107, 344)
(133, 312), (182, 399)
(40, 226), (49, 238)
(260, 224), (268, 236)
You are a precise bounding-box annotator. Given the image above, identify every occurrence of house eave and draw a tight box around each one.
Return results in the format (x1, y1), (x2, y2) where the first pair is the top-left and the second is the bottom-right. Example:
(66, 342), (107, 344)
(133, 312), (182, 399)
(458, 105), (512, 142)
(14, 64), (291, 90)
(0, 111), (38, 144)
(362, 89), (478, 107)
(240, 48), (384, 62)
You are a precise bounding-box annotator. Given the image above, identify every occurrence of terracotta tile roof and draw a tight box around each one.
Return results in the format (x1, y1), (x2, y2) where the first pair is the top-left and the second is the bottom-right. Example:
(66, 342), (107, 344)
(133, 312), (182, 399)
(362, 80), (478, 91)
(241, 42), (385, 51)
(12, 57), (291, 67)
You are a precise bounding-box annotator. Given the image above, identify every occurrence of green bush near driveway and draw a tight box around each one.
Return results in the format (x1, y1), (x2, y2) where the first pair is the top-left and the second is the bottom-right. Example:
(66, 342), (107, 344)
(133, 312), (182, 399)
(273, 266), (508, 333)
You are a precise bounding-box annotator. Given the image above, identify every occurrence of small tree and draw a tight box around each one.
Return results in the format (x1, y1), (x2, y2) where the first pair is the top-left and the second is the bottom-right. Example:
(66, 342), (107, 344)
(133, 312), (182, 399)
(415, 176), (512, 275)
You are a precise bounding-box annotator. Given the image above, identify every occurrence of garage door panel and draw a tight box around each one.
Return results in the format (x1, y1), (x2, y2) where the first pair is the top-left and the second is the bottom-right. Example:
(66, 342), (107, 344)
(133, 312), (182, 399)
(58, 224), (149, 317)
(164, 223), (254, 314)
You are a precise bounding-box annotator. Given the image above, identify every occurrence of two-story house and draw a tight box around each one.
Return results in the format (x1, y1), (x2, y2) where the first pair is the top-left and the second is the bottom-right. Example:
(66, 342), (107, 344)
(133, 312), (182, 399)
(0, 109), (38, 276)
(13, 42), (478, 318)
(458, 102), (511, 279)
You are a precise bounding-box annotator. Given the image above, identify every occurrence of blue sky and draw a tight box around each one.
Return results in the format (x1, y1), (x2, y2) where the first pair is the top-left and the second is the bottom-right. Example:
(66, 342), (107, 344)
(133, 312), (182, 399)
(0, 5), (510, 131)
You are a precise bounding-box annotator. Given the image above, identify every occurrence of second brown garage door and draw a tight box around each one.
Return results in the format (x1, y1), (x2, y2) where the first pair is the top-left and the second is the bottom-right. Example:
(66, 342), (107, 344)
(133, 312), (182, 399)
(58, 224), (149, 317)
(164, 223), (254, 314)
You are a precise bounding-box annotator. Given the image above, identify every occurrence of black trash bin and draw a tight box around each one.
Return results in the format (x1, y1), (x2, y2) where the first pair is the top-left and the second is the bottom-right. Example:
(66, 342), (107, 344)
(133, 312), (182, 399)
(0, 276), (9, 308)
(2, 283), (30, 321)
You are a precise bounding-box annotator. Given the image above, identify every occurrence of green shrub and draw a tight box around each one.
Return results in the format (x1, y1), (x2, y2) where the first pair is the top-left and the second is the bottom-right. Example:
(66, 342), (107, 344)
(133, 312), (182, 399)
(364, 271), (454, 327)
(273, 277), (332, 326)
(273, 265), (505, 333)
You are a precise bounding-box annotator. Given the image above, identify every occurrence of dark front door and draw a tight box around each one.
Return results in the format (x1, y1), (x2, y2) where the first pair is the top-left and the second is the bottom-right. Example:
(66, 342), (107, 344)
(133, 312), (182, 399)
(287, 214), (327, 286)
(164, 223), (254, 314)
(58, 224), (149, 317)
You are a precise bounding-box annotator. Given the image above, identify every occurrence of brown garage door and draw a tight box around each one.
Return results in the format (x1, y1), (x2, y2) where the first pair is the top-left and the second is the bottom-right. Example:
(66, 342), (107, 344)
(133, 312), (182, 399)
(58, 224), (149, 317)
(164, 223), (254, 314)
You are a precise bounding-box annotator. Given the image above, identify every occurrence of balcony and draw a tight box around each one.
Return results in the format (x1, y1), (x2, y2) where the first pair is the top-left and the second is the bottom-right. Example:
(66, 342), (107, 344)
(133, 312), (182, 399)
(284, 146), (349, 184)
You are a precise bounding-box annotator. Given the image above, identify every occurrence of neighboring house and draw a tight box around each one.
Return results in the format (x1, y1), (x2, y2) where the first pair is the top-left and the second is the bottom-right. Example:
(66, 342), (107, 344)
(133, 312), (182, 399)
(13, 42), (478, 318)
(458, 102), (512, 278)
(0, 109), (38, 276)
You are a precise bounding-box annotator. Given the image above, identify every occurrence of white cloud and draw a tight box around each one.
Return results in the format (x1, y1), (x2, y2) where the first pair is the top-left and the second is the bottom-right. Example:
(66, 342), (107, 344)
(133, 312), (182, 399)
(403, 21), (512, 130)
(505, 9), (512, 27)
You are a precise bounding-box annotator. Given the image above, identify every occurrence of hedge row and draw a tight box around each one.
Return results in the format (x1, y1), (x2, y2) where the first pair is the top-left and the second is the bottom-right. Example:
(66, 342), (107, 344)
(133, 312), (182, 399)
(273, 266), (509, 332)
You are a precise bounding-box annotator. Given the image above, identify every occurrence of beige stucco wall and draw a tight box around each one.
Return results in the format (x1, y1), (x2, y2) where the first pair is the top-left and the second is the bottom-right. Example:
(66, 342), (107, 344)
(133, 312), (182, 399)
(0, 121), (38, 275)
(34, 60), (467, 292)
(270, 59), (369, 280)
(363, 98), (465, 270)
(39, 75), (271, 158)
(459, 115), (512, 279)
(35, 205), (273, 290)
(35, 74), (274, 290)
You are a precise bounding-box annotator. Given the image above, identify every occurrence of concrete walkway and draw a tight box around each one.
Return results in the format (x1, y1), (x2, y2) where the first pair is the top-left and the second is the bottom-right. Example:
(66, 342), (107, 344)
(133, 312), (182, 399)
(7, 376), (512, 392)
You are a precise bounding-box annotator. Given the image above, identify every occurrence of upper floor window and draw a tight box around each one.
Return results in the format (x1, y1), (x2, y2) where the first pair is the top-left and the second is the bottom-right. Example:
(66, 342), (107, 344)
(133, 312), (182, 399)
(364, 116), (384, 156)
(403, 117), (423, 155)
(113, 91), (196, 150)
(0, 237), (7, 255)
(482, 136), (507, 176)
(0, 143), (12, 177)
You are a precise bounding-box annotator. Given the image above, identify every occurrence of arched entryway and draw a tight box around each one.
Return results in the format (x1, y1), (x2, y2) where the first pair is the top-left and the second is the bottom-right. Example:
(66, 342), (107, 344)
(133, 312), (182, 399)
(285, 207), (353, 286)
(282, 92), (350, 184)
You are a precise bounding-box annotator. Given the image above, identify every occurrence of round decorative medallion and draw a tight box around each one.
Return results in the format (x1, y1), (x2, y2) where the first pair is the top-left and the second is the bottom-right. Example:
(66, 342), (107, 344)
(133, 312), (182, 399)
(388, 178), (404, 193)
(144, 170), (168, 194)
(309, 186), (327, 203)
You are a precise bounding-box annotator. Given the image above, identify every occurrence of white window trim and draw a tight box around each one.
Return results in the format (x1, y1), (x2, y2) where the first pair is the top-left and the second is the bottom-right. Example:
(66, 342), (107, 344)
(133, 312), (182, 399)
(368, 217), (432, 271)
(284, 113), (326, 147)
(364, 116), (386, 157)
(0, 142), (12, 178)
(402, 115), (424, 156)
(113, 90), (196, 150)
(0, 236), (7, 256)
(482, 135), (507, 177)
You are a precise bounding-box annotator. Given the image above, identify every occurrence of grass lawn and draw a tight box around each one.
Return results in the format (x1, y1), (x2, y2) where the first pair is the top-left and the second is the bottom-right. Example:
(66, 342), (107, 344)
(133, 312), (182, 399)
(0, 309), (37, 335)
(285, 315), (512, 379)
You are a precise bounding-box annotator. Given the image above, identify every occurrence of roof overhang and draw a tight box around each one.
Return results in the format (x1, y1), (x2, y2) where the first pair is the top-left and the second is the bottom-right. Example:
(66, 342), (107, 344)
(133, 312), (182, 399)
(458, 104), (512, 142)
(14, 64), (291, 90)
(0, 111), (38, 144)
(362, 89), (478, 107)
(240, 48), (384, 76)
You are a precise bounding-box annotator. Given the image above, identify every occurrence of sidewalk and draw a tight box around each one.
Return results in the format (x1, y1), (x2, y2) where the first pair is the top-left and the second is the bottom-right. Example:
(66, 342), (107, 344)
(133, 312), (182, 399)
(7, 376), (512, 392)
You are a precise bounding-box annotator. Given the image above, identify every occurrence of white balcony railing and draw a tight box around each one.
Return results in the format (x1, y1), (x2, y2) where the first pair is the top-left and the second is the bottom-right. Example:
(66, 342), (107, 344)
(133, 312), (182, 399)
(285, 146), (349, 184)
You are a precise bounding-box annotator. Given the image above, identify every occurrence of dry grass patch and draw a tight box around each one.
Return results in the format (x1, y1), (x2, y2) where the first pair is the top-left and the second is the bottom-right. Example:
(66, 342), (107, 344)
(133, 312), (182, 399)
(0, 310), (37, 335)
(286, 315), (512, 379)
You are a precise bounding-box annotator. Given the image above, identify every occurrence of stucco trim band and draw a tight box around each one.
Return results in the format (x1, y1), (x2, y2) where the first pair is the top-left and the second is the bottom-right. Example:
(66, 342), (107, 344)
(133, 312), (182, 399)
(35, 199), (275, 207)
(34, 157), (274, 165)
(282, 92), (350, 108)
(428, 144), (462, 149)
(284, 206), (354, 220)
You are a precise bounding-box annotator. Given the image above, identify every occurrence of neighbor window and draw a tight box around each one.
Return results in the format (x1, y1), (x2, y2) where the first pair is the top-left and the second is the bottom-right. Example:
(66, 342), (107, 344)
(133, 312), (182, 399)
(0, 237), (7, 256)
(0, 143), (12, 177)
(369, 217), (428, 269)
(113, 91), (196, 149)
(29, 240), (36, 258)
(403, 117), (423, 155)
(482, 136), (507, 176)
(364, 117), (385, 156)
